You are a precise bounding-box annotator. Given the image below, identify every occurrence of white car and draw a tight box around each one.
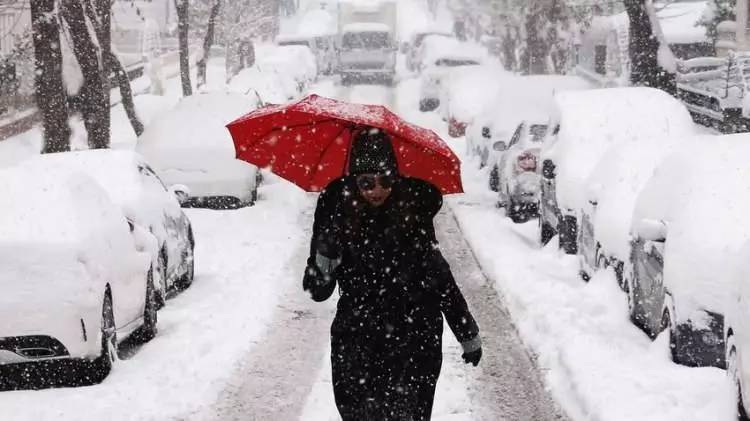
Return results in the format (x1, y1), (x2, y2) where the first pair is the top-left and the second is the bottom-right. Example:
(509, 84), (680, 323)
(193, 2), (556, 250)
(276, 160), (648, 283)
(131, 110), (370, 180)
(419, 38), (486, 111)
(259, 45), (318, 94)
(726, 238), (750, 419)
(137, 92), (260, 209)
(539, 87), (697, 253)
(275, 33), (335, 76)
(493, 121), (549, 222)
(0, 161), (156, 385)
(38, 149), (195, 304)
(467, 75), (589, 170)
(439, 63), (504, 138)
(629, 135), (750, 370)
(406, 30), (453, 72)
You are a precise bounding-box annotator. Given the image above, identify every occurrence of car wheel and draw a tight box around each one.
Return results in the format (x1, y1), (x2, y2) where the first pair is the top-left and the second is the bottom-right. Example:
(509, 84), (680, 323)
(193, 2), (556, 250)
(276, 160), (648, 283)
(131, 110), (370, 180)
(175, 228), (195, 291)
(728, 339), (750, 421)
(89, 291), (117, 384)
(133, 268), (158, 343)
(661, 309), (680, 363)
(540, 220), (555, 246)
(488, 165), (499, 192)
(156, 247), (168, 308)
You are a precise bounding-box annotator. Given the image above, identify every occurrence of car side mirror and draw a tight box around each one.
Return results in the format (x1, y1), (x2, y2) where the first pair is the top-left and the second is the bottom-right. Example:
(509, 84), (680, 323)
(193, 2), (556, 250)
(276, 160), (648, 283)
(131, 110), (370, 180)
(634, 218), (667, 242)
(169, 184), (191, 204)
(542, 159), (555, 179)
(492, 141), (507, 151)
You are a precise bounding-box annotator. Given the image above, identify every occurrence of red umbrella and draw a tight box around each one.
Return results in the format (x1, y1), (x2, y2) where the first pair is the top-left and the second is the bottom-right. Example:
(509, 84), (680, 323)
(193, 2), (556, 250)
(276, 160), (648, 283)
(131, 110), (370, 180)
(226, 94), (463, 194)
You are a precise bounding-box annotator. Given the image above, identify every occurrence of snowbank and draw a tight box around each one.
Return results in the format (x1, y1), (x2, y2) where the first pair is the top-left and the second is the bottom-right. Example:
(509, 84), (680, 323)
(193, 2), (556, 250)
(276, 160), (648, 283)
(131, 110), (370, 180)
(545, 87), (696, 213)
(441, 63), (506, 122)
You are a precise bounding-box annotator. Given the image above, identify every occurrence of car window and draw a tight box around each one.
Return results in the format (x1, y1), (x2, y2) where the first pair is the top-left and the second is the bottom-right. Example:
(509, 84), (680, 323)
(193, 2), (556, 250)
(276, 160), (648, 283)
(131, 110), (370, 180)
(529, 125), (549, 143)
(508, 123), (524, 147)
(434, 58), (480, 67)
(343, 32), (390, 49)
(138, 163), (168, 190)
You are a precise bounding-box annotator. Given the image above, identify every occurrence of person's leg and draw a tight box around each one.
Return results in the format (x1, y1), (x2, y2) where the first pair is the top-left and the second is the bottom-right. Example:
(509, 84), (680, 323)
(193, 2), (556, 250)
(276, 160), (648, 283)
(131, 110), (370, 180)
(381, 349), (443, 421)
(331, 335), (376, 420)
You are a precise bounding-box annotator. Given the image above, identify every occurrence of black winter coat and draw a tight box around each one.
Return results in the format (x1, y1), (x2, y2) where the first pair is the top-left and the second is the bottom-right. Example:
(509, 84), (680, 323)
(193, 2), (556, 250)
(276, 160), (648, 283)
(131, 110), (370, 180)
(303, 176), (479, 349)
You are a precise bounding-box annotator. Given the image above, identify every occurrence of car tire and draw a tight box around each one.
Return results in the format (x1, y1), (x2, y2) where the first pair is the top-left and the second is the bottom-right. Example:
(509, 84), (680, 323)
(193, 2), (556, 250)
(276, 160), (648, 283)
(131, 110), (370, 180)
(89, 291), (117, 384)
(728, 339), (750, 421)
(133, 268), (158, 344)
(176, 227), (195, 291)
(156, 247), (168, 308)
(661, 309), (680, 363)
(540, 220), (555, 246)
(488, 165), (499, 192)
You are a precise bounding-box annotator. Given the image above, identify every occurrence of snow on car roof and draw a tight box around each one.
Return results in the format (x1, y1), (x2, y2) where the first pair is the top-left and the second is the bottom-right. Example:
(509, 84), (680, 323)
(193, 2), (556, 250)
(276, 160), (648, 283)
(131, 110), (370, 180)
(420, 36), (487, 68)
(0, 159), (125, 245)
(585, 133), (686, 262)
(632, 134), (750, 321)
(342, 22), (392, 33)
(546, 86), (696, 212)
(443, 64), (507, 121)
(137, 92), (258, 169)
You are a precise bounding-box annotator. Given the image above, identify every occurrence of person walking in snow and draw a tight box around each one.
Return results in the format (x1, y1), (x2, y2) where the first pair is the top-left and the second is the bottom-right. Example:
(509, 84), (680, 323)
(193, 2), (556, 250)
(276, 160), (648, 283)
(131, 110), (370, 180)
(302, 127), (482, 420)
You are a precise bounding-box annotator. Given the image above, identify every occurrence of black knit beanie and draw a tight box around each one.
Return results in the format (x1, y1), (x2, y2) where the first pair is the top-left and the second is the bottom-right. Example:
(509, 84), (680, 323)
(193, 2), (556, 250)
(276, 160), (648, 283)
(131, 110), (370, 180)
(348, 127), (398, 175)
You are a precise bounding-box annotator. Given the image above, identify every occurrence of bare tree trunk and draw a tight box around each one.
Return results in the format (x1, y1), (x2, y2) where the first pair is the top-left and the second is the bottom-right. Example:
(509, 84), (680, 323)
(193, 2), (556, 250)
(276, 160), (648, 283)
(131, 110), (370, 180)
(524, 10), (548, 74)
(61, 0), (110, 149)
(110, 53), (144, 136)
(624, 0), (675, 93)
(197, 0), (222, 88)
(30, 0), (71, 153)
(176, 0), (193, 96)
(83, 1), (144, 137)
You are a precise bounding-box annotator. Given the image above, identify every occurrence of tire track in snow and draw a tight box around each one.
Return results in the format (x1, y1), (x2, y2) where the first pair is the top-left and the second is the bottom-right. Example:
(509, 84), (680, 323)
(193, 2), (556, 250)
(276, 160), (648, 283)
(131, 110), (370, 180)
(434, 209), (568, 421)
(207, 204), (337, 420)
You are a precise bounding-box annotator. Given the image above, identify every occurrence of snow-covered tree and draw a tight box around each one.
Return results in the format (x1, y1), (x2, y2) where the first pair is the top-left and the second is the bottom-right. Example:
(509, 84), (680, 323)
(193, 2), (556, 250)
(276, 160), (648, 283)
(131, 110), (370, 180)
(624, 0), (676, 93)
(30, 0), (71, 153)
(699, 0), (736, 44)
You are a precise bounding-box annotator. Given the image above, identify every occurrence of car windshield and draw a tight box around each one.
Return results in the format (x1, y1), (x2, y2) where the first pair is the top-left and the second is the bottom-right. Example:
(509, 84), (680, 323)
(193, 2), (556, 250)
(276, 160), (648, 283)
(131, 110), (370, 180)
(434, 58), (480, 67)
(343, 31), (390, 49)
(529, 124), (548, 142)
(278, 40), (309, 47)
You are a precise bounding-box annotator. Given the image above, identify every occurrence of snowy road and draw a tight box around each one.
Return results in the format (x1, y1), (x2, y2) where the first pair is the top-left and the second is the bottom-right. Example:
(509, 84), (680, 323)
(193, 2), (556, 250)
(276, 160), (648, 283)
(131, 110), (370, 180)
(202, 80), (567, 420)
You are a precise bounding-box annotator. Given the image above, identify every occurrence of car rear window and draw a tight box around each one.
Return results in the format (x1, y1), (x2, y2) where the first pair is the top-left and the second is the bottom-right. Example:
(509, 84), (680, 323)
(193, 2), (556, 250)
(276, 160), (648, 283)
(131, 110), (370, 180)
(343, 32), (390, 49)
(529, 125), (549, 142)
(434, 58), (479, 67)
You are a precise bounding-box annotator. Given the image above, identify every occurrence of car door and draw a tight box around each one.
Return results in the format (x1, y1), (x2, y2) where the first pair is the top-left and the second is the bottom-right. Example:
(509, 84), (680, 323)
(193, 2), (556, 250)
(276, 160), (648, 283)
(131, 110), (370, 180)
(635, 240), (666, 336)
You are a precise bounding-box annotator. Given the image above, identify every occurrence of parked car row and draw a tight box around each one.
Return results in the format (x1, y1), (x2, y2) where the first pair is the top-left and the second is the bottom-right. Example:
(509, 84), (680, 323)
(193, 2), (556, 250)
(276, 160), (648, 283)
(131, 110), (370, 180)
(485, 84), (750, 419)
(0, 149), (195, 387)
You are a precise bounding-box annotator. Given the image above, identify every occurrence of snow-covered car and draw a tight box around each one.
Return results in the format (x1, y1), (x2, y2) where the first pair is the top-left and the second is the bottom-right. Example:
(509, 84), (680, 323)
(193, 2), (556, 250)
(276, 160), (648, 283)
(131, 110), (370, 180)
(228, 65), (298, 104)
(539, 87), (696, 253)
(726, 240), (750, 418)
(137, 92), (260, 209)
(0, 161), (157, 384)
(467, 75), (590, 170)
(493, 121), (549, 222)
(275, 33), (336, 76)
(37, 149), (195, 303)
(576, 132), (688, 285)
(417, 40), (485, 112)
(406, 30), (453, 72)
(629, 134), (750, 368)
(439, 63), (504, 138)
(258, 45), (318, 93)
(337, 22), (397, 85)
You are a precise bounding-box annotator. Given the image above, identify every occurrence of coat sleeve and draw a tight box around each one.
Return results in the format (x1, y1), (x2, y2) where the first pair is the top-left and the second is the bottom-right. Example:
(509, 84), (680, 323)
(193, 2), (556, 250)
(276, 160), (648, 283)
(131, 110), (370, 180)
(302, 180), (344, 302)
(426, 248), (480, 347)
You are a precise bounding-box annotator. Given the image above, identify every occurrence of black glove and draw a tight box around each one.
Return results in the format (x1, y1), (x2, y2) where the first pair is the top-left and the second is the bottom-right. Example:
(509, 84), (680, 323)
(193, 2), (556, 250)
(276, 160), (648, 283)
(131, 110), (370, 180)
(462, 347), (482, 367)
(302, 263), (336, 302)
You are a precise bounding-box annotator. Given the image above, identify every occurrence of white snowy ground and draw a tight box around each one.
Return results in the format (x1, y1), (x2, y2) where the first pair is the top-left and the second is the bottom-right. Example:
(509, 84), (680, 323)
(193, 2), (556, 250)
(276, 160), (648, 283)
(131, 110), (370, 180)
(392, 77), (736, 420)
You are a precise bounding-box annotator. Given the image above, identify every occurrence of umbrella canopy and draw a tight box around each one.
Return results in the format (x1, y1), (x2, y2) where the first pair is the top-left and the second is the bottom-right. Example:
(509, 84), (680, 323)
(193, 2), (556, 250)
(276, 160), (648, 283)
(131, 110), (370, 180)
(226, 94), (463, 194)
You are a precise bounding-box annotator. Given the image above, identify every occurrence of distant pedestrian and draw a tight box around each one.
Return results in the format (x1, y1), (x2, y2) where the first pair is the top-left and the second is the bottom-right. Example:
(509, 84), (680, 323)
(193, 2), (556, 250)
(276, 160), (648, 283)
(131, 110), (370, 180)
(303, 127), (482, 420)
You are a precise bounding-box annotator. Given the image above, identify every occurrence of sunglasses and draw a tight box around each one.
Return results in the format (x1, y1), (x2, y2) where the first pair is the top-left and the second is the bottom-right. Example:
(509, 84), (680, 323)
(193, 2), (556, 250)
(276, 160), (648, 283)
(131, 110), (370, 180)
(356, 174), (396, 191)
